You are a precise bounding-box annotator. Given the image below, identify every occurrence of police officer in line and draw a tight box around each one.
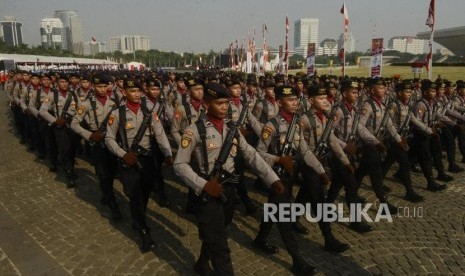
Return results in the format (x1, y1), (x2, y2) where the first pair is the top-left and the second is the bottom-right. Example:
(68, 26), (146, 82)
(170, 77), (206, 213)
(39, 73), (81, 187)
(141, 77), (173, 207)
(292, 83), (354, 247)
(30, 73), (58, 169)
(105, 78), (174, 252)
(12, 71), (28, 144)
(71, 74), (122, 220)
(225, 78), (261, 215)
(20, 72), (41, 151)
(356, 78), (408, 214)
(411, 80), (450, 190)
(254, 85), (339, 275)
(381, 80), (427, 202)
(173, 82), (290, 275)
(329, 79), (375, 233)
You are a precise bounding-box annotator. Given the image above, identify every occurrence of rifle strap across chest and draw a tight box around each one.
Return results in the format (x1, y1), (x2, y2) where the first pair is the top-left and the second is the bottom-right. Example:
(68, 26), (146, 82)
(269, 117), (283, 155)
(118, 106), (129, 151)
(90, 98), (99, 128)
(195, 119), (210, 177)
(305, 111), (319, 147)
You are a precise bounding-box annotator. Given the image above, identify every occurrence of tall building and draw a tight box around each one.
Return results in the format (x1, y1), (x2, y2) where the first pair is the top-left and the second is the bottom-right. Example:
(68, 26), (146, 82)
(388, 36), (426, 55)
(337, 32), (355, 53)
(40, 18), (64, 49)
(109, 35), (150, 53)
(83, 41), (106, 56)
(54, 10), (83, 54)
(294, 18), (319, 57)
(0, 16), (23, 46)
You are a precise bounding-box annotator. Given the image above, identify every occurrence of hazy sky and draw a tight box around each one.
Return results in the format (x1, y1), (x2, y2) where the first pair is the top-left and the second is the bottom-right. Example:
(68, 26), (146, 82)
(2, 0), (464, 53)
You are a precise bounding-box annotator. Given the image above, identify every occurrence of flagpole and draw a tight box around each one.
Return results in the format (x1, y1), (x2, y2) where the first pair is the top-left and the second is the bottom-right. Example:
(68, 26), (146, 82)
(425, 0), (435, 80)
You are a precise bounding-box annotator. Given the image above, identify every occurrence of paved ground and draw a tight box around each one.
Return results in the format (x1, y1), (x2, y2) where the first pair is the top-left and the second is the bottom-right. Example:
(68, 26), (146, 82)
(0, 90), (465, 276)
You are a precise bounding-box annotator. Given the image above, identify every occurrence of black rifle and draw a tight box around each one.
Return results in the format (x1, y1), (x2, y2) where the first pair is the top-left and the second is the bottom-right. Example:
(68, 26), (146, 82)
(315, 105), (339, 159)
(374, 98), (394, 140)
(55, 92), (73, 128)
(202, 99), (249, 203)
(123, 105), (156, 169)
(429, 100), (443, 135)
(273, 95), (304, 176)
(398, 98), (414, 138)
(89, 105), (119, 147)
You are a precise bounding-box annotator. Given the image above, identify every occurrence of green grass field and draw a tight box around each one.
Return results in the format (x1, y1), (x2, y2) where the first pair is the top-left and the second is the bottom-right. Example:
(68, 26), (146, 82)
(290, 66), (465, 82)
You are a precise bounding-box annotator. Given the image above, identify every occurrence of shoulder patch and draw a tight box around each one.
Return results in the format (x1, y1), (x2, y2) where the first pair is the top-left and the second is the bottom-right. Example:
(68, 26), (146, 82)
(418, 107), (425, 115)
(108, 114), (115, 126)
(77, 105), (85, 115)
(262, 125), (273, 140)
(181, 136), (191, 148)
(174, 111), (182, 119)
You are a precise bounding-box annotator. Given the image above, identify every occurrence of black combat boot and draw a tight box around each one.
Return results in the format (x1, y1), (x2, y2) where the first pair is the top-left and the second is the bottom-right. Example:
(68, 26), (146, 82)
(139, 229), (155, 253)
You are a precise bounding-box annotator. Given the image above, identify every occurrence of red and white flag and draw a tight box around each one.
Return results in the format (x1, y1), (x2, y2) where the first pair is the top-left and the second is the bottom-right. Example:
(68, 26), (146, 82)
(340, 2), (349, 76)
(425, 0), (435, 79)
(284, 16), (289, 74)
(425, 0), (435, 28)
(340, 3), (348, 32)
(91, 37), (97, 45)
(263, 24), (268, 63)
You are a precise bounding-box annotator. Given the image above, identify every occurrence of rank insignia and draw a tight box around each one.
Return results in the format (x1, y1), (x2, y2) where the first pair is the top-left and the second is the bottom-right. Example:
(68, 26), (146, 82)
(77, 106), (85, 115)
(181, 137), (191, 148)
(108, 115), (115, 126)
(262, 126), (272, 140)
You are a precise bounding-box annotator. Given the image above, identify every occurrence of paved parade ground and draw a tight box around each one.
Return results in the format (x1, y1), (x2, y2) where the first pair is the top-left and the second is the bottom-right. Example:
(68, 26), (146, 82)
(0, 89), (465, 276)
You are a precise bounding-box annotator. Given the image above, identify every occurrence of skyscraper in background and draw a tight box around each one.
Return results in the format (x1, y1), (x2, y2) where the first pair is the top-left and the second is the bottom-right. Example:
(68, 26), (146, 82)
(54, 10), (83, 54)
(0, 16), (23, 46)
(40, 18), (64, 49)
(294, 18), (319, 57)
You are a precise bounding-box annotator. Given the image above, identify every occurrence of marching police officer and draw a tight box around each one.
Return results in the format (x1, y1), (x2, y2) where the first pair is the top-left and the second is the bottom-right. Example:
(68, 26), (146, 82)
(39, 73), (80, 187)
(71, 74), (122, 220)
(173, 82), (290, 275)
(105, 78), (173, 252)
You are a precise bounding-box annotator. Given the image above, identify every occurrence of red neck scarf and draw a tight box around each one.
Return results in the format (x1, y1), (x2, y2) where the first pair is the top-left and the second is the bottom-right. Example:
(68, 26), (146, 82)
(266, 96), (276, 106)
(42, 87), (51, 94)
(107, 90), (113, 98)
(230, 97), (240, 107)
(96, 94), (107, 106)
(32, 84), (40, 90)
(247, 92), (255, 100)
(207, 114), (224, 134)
(191, 98), (202, 112)
(59, 90), (68, 98)
(279, 110), (294, 124)
(327, 96), (335, 104)
(178, 89), (186, 95)
(344, 100), (353, 113)
(314, 110), (326, 123)
(371, 96), (383, 107)
(148, 96), (157, 105)
(127, 101), (140, 114)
